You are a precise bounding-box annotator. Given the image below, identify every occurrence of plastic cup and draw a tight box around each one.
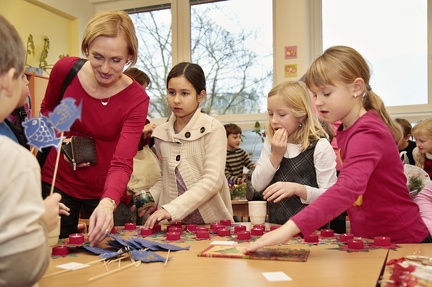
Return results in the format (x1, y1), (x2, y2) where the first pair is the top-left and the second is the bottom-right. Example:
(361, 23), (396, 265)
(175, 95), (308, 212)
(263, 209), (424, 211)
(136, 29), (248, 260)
(248, 201), (267, 225)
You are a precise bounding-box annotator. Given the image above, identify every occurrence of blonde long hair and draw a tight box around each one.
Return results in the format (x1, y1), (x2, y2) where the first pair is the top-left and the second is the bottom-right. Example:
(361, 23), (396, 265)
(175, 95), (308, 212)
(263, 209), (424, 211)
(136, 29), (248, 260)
(305, 46), (402, 142)
(266, 81), (328, 151)
(412, 118), (432, 169)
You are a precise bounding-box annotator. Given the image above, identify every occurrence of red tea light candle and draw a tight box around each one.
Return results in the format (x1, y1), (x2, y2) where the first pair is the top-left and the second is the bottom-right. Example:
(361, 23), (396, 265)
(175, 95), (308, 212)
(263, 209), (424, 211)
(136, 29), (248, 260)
(186, 224), (197, 233)
(52, 245), (69, 256)
(167, 226), (182, 233)
(304, 233), (319, 243)
(166, 231), (181, 241)
(252, 224), (265, 230)
(124, 223), (136, 231)
(320, 229), (334, 238)
(220, 219), (232, 226)
(270, 225), (280, 231)
(374, 236), (391, 247)
(251, 227), (264, 236)
(196, 229), (210, 239)
(234, 225), (247, 233)
(110, 227), (117, 234)
(237, 231), (251, 240)
(171, 221), (182, 228)
(196, 227), (208, 233)
(69, 233), (85, 245)
(210, 223), (224, 233)
(348, 239), (364, 249)
(140, 228), (153, 236)
(218, 228), (230, 237)
(152, 224), (161, 233)
(339, 233), (354, 243)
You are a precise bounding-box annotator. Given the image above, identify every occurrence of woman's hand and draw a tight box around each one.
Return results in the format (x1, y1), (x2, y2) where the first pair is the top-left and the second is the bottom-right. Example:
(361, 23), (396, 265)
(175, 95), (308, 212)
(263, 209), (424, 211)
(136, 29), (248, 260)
(59, 202), (70, 216)
(87, 198), (115, 246)
(143, 209), (171, 229)
(142, 123), (156, 140)
(43, 193), (62, 232)
(263, 182), (305, 203)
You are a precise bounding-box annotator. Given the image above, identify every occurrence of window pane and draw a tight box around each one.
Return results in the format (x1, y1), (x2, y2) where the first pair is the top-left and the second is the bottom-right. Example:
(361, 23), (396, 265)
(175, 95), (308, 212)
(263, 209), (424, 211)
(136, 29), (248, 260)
(322, 0), (427, 107)
(129, 8), (172, 118)
(191, 0), (273, 115)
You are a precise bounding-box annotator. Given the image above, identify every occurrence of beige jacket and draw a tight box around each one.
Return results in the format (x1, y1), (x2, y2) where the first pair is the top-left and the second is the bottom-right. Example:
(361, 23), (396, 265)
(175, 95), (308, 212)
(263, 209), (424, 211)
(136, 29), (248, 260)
(150, 108), (233, 223)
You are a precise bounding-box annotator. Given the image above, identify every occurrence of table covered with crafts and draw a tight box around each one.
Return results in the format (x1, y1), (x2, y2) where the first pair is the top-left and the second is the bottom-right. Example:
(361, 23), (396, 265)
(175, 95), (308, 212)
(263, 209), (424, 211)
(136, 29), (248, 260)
(39, 222), (394, 287)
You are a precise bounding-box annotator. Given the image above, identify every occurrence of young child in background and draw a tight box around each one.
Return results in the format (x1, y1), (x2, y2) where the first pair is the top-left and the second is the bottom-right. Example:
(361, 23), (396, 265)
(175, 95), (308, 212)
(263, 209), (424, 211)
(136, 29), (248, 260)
(396, 117), (416, 165)
(244, 46), (430, 253)
(224, 123), (255, 185)
(412, 118), (432, 178)
(250, 81), (337, 225)
(0, 15), (65, 286)
(143, 62), (233, 228)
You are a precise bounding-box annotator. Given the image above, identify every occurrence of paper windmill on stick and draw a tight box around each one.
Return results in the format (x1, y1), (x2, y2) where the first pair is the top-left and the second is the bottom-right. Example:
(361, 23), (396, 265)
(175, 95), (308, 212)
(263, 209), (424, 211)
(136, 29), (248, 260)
(23, 98), (82, 195)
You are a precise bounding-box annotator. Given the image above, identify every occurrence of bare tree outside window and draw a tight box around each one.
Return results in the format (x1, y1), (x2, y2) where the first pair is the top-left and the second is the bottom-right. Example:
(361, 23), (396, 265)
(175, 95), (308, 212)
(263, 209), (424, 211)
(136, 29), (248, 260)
(128, 0), (272, 118)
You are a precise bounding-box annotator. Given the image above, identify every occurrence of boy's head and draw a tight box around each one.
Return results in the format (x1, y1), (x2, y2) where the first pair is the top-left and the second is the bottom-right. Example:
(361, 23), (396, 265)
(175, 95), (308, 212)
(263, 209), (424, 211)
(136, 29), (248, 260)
(0, 15), (26, 120)
(224, 123), (242, 151)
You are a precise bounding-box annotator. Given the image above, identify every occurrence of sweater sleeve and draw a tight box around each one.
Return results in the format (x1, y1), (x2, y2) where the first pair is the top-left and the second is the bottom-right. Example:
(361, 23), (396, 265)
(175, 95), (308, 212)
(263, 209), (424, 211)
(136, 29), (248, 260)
(251, 141), (278, 192)
(415, 182), (432, 235)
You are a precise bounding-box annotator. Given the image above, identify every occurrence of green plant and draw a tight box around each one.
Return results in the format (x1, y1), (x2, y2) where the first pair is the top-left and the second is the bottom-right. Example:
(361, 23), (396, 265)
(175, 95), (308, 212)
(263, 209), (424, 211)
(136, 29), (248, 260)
(248, 121), (265, 156)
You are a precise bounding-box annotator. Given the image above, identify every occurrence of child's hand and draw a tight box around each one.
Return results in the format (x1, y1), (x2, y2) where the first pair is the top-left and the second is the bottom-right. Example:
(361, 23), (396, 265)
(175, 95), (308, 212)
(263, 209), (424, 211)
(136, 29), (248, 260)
(269, 129), (288, 167)
(143, 208), (171, 229)
(263, 182), (303, 203)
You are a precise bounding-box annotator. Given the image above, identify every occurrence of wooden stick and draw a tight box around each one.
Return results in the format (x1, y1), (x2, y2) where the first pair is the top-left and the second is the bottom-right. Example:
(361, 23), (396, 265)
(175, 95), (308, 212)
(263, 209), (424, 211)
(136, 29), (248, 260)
(42, 257), (106, 278)
(88, 261), (140, 281)
(164, 249), (171, 266)
(50, 131), (64, 195)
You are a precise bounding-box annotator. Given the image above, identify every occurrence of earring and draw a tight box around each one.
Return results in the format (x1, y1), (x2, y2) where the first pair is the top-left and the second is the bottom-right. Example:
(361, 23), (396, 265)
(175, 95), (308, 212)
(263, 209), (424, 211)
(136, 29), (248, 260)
(126, 59), (131, 65)
(353, 94), (358, 98)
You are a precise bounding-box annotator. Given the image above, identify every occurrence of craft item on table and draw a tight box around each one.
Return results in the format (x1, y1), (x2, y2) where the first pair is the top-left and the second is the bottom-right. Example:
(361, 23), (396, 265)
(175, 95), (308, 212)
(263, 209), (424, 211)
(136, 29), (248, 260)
(52, 245), (69, 256)
(166, 232), (181, 241)
(152, 224), (162, 233)
(140, 228), (153, 236)
(251, 227), (264, 236)
(23, 98), (82, 195)
(110, 227), (118, 234)
(252, 224), (266, 230)
(372, 236), (391, 247)
(237, 231), (252, 241)
(338, 233), (354, 243)
(320, 229), (335, 238)
(218, 228), (231, 237)
(167, 226), (182, 233)
(131, 238), (190, 252)
(220, 219), (232, 226)
(131, 249), (168, 263)
(196, 229), (211, 240)
(198, 245), (310, 262)
(164, 249), (171, 266)
(234, 225), (247, 233)
(382, 258), (420, 287)
(303, 233), (319, 244)
(59, 233), (88, 247)
(124, 222), (137, 231)
(170, 221), (182, 228)
(186, 224), (197, 233)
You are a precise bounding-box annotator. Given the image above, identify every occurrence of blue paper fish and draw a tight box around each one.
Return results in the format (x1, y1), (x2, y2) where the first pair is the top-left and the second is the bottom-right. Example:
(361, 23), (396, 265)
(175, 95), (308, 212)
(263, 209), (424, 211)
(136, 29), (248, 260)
(22, 116), (62, 151)
(48, 98), (82, 132)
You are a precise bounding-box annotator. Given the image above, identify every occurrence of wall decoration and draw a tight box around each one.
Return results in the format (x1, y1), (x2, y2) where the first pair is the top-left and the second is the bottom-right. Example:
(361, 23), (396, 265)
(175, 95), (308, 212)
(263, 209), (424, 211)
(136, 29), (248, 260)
(285, 46), (297, 59)
(284, 64), (298, 78)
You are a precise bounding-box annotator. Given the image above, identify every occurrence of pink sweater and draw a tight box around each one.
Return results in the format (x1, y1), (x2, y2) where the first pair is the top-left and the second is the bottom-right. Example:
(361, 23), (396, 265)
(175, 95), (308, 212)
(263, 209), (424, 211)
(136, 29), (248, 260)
(41, 57), (149, 204)
(415, 182), (432, 235)
(291, 111), (429, 243)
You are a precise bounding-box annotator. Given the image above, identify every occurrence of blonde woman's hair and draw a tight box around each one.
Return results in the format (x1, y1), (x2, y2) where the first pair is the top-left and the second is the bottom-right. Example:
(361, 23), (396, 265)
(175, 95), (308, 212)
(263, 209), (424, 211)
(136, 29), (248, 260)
(412, 118), (432, 169)
(81, 11), (138, 67)
(305, 46), (402, 142)
(266, 81), (328, 151)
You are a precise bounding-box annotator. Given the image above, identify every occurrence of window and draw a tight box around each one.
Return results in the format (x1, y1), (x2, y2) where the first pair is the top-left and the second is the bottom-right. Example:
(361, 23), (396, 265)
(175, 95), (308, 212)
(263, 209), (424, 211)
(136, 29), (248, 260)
(319, 0), (431, 121)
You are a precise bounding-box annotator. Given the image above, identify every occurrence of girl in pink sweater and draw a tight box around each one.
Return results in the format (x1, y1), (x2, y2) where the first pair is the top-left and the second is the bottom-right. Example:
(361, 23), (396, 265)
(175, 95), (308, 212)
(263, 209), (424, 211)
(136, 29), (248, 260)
(244, 46), (430, 253)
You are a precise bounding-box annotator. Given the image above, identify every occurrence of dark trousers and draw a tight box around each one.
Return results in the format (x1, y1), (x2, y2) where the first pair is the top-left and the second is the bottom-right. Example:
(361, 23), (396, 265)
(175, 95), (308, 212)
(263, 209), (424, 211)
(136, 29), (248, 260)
(42, 182), (99, 239)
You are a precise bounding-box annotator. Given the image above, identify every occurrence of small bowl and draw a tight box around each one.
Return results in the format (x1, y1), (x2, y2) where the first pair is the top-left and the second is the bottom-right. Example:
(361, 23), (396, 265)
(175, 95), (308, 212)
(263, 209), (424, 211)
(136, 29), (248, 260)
(339, 233), (354, 243)
(140, 228), (153, 236)
(166, 231), (181, 241)
(196, 230), (210, 239)
(124, 223), (137, 231)
(320, 229), (334, 238)
(68, 233), (84, 245)
(110, 227), (117, 234)
(217, 228), (231, 236)
(167, 226), (182, 233)
(52, 245), (69, 256)
(152, 224), (162, 233)
(234, 225), (247, 233)
(251, 227), (264, 236)
(304, 233), (319, 243)
(171, 221), (182, 228)
(237, 231), (251, 240)
(348, 239), (364, 249)
(374, 236), (391, 247)
(220, 219), (232, 226)
(186, 224), (197, 233)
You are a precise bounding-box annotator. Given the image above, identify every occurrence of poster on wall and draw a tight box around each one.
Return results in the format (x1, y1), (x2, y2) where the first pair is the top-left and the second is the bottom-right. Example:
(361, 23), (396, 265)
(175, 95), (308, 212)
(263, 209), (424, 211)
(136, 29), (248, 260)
(285, 46), (297, 59)
(284, 64), (297, 78)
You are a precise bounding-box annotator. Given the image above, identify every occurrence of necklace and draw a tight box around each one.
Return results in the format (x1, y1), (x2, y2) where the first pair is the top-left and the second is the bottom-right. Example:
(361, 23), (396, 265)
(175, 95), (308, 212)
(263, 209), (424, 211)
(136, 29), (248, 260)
(100, 97), (110, 106)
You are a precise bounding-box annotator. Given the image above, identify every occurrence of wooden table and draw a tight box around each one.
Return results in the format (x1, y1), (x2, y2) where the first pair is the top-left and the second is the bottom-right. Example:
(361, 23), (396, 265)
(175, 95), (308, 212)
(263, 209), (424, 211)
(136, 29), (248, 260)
(39, 224), (389, 287)
(380, 243), (432, 286)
